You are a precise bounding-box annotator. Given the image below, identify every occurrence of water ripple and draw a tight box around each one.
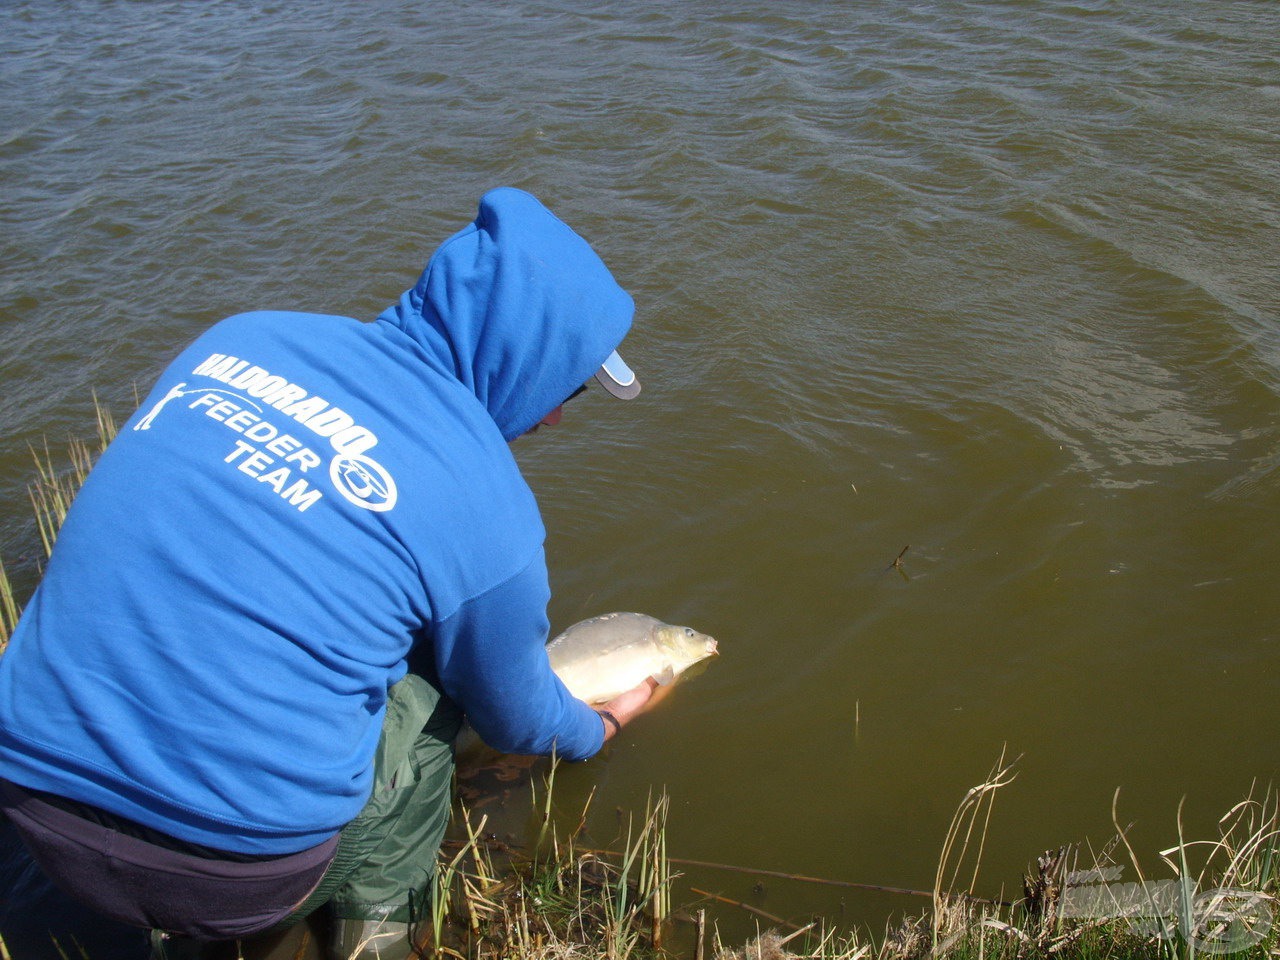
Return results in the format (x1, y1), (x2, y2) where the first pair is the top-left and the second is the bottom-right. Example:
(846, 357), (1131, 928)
(3, 1), (1280, 943)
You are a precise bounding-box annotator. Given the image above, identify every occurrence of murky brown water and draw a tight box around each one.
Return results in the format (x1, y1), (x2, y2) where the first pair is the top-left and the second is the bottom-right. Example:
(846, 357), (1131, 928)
(3, 1), (1279, 953)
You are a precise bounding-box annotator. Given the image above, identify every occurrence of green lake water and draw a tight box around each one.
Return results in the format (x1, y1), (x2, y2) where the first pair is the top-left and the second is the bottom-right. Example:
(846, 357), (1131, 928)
(2, 1), (1278, 953)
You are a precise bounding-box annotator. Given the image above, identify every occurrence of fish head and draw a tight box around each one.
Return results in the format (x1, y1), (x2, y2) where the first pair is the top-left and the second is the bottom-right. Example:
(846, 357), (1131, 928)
(652, 623), (718, 682)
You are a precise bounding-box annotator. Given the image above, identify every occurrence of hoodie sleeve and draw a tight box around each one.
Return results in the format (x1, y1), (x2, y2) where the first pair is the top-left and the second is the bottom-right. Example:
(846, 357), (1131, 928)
(431, 550), (605, 760)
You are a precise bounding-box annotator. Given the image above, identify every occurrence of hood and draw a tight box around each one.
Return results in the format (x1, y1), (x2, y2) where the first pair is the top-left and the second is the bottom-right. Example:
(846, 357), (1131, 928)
(377, 188), (635, 441)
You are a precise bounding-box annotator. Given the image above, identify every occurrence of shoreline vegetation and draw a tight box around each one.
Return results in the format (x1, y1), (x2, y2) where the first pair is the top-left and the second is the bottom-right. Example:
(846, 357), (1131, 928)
(424, 756), (1280, 960)
(2, 413), (1277, 960)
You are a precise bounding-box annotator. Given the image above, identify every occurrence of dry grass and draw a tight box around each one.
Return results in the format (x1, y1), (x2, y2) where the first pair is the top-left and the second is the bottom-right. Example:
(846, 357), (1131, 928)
(426, 780), (678, 960)
(0, 397), (116, 654)
(27, 395), (116, 563)
(0, 557), (18, 655)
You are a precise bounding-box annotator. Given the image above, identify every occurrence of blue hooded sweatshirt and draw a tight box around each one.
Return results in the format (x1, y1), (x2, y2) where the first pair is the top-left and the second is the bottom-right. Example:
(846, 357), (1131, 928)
(0, 188), (634, 854)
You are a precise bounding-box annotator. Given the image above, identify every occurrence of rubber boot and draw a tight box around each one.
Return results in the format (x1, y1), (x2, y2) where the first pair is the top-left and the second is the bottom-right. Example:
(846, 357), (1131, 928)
(150, 913), (327, 960)
(330, 917), (416, 960)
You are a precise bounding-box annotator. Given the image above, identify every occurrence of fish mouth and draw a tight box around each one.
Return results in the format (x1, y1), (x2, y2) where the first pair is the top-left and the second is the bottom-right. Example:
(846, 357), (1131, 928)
(706, 638), (719, 655)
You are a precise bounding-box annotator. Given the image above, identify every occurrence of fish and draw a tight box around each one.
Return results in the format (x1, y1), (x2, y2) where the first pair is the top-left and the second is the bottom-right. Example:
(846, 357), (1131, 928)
(546, 611), (718, 704)
(453, 612), (718, 767)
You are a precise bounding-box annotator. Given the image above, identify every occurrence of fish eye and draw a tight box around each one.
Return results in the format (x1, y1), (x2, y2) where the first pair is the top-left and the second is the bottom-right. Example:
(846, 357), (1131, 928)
(684, 628), (695, 637)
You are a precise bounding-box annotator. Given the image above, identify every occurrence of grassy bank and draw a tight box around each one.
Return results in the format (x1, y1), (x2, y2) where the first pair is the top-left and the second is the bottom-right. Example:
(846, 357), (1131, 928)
(1, 414), (1277, 960)
(429, 754), (1278, 960)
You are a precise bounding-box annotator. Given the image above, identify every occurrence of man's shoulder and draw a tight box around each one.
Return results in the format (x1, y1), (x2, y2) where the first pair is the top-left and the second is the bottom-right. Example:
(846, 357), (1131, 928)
(395, 439), (545, 619)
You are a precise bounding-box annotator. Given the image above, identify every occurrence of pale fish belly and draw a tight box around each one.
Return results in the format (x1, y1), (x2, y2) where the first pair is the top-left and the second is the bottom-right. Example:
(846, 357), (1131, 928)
(550, 638), (675, 704)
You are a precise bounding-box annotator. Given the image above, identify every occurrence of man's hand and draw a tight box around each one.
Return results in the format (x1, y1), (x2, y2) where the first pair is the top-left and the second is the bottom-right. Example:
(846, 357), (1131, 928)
(596, 676), (672, 742)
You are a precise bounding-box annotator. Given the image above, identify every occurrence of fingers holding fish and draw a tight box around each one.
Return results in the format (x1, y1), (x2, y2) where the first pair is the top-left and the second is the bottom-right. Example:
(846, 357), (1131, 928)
(595, 676), (667, 741)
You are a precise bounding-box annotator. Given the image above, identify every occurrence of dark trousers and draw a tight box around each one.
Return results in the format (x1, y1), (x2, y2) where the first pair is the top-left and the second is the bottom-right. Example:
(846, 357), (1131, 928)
(3, 674), (461, 939)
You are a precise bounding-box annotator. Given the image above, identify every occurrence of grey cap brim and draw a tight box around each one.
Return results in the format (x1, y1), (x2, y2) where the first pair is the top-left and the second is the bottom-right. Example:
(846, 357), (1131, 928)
(594, 349), (641, 399)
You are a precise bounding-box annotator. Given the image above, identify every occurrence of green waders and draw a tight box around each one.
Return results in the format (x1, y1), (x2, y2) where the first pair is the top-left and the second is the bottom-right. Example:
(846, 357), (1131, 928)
(290, 673), (462, 926)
